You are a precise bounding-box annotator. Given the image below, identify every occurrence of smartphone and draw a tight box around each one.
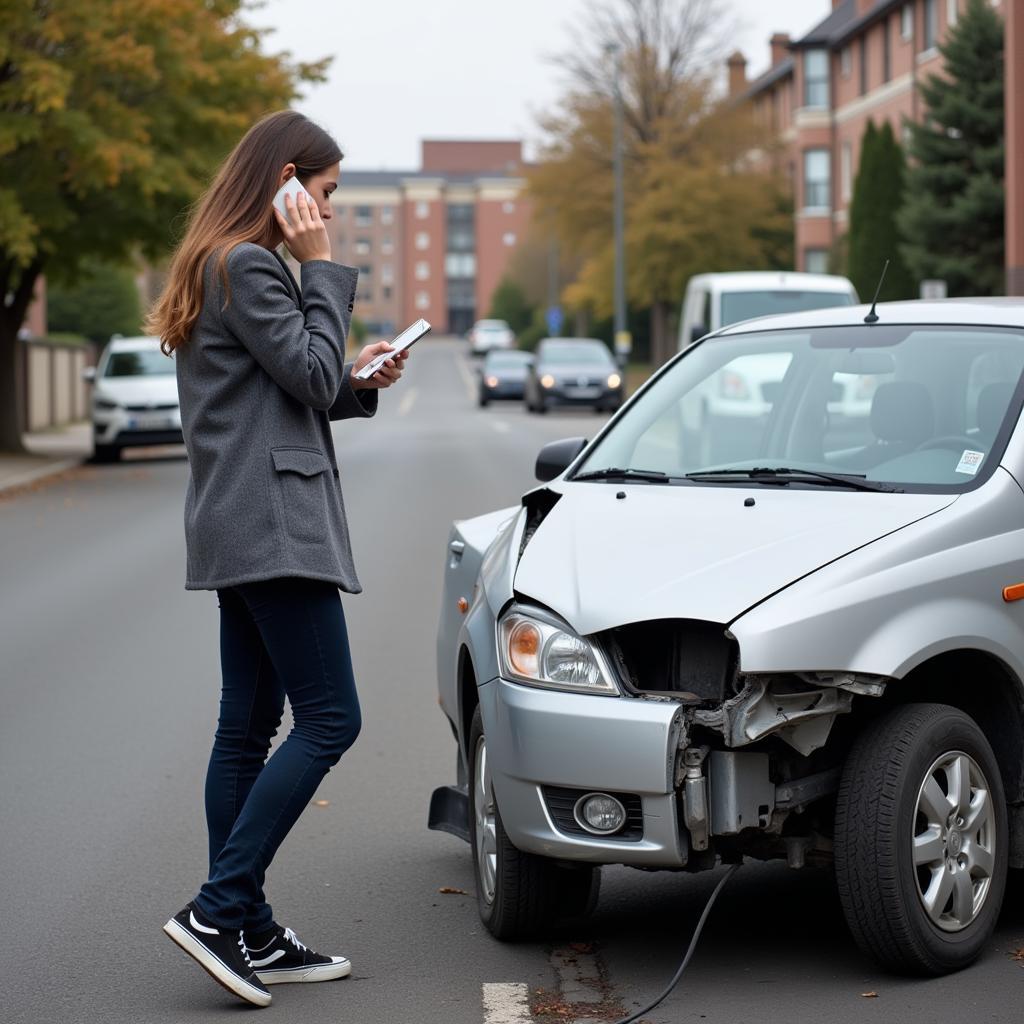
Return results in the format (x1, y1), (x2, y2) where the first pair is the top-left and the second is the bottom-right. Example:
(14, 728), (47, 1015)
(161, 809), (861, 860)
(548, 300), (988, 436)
(354, 319), (432, 380)
(272, 176), (315, 223)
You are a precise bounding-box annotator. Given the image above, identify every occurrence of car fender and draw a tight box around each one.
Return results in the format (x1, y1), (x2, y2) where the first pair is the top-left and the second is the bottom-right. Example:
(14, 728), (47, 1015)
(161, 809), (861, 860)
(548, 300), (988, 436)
(731, 468), (1024, 687)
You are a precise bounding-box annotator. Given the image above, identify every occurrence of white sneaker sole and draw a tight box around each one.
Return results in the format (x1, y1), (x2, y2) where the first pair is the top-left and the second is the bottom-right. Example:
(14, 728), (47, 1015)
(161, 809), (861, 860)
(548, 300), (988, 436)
(163, 918), (272, 1007)
(257, 957), (352, 985)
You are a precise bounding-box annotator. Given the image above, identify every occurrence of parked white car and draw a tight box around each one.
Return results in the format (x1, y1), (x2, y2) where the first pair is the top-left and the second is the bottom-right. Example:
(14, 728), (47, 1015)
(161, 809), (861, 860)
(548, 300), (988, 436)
(432, 297), (1024, 976)
(468, 319), (515, 356)
(85, 336), (182, 461)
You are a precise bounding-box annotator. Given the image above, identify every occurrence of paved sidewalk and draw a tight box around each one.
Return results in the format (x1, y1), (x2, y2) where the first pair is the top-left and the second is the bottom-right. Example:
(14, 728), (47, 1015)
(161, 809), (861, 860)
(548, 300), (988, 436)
(0, 421), (92, 494)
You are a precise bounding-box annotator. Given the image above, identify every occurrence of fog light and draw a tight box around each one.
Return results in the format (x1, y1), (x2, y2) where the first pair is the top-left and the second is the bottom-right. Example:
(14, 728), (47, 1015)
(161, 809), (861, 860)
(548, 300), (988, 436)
(573, 793), (626, 835)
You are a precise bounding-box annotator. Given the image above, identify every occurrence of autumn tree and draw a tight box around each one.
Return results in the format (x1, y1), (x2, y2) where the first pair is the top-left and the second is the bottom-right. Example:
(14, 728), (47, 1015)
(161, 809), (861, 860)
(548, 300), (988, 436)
(529, 0), (791, 366)
(0, 0), (328, 452)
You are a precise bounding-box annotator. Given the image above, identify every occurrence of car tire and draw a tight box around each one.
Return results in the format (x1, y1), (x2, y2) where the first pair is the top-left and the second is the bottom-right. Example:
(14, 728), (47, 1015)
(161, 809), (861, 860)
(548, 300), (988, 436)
(92, 443), (121, 463)
(834, 703), (1007, 976)
(468, 706), (599, 940)
(479, 393), (490, 408)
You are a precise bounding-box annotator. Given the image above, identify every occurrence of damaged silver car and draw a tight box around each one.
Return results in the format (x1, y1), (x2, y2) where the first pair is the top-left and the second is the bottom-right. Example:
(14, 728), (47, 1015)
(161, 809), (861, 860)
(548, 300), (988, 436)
(430, 299), (1024, 975)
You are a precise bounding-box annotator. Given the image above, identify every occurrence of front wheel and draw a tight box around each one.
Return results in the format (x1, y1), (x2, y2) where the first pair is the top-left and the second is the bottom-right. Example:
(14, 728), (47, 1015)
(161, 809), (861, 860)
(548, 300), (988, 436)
(835, 703), (1007, 975)
(467, 706), (598, 940)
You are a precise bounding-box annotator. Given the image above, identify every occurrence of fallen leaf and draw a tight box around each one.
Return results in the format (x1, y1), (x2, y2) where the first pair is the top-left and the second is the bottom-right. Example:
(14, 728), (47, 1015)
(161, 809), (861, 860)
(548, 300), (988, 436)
(1011, 947), (1024, 963)
(569, 942), (595, 953)
(438, 886), (468, 895)
(313, 799), (330, 807)
(861, 991), (878, 998)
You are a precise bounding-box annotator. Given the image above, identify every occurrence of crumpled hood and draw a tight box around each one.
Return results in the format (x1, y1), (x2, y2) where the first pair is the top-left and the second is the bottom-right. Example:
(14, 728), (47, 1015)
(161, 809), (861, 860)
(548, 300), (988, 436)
(512, 483), (956, 635)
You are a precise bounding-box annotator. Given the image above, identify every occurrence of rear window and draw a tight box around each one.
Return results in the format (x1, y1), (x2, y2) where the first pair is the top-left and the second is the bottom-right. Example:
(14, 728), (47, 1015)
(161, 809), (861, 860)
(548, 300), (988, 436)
(104, 349), (174, 377)
(540, 342), (613, 365)
(486, 350), (532, 367)
(720, 290), (854, 328)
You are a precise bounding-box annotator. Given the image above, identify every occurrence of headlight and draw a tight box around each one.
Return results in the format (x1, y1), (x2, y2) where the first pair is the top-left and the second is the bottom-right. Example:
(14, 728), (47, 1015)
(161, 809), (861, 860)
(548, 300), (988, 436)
(94, 397), (119, 410)
(540, 374), (555, 389)
(485, 375), (499, 387)
(498, 611), (618, 696)
(607, 373), (621, 389)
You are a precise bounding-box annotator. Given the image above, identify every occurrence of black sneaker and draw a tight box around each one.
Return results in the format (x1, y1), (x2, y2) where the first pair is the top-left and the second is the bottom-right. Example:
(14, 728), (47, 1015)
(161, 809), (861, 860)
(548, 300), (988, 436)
(163, 902), (272, 1007)
(245, 925), (352, 985)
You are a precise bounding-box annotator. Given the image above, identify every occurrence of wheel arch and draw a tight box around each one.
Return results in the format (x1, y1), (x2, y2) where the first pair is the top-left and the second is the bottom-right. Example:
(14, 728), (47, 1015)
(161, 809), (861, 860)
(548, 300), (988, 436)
(457, 644), (480, 767)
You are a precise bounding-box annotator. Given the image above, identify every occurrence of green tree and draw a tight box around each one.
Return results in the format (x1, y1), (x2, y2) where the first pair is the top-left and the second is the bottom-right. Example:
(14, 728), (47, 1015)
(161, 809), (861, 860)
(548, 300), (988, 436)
(898, 0), (1004, 296)
(0, 0), (328, 452)
(47, 259), (141, 344)
(848, 120), (915, 300)
(488, 277), (535, 335)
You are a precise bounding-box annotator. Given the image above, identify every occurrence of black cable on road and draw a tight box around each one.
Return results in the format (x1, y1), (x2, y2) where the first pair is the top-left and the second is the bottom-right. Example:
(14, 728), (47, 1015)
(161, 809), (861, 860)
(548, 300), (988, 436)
(611, 863), (742, 1024)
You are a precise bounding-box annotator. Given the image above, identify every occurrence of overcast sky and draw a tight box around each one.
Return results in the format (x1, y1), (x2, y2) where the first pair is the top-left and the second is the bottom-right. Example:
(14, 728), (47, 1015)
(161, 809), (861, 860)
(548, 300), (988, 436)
(248, 0), (829, 170)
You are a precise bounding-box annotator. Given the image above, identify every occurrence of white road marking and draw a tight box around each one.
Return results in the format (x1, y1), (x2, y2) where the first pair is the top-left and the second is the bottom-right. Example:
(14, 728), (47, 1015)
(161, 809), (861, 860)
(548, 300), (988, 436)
(397, 387), (418, 417)
(455, 352), (479, 403)
(490, 419), (510, 434)
(482, 982), (532, 1024)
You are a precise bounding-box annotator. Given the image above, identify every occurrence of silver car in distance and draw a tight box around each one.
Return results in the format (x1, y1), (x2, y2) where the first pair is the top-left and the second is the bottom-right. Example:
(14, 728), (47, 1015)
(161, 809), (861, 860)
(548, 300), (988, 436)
(431, 298), (1024, 976)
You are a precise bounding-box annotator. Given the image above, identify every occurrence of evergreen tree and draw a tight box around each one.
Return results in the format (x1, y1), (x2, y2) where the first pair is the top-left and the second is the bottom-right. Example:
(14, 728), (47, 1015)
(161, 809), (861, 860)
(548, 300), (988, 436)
(47, 259), (141, 344)
(898, 0), (1004, 295)
(488, 278), (535, 335)
(848, 120), (915, 300)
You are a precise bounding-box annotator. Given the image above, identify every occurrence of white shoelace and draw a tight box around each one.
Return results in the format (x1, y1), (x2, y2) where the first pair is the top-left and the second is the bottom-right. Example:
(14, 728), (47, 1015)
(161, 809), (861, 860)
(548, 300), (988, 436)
(282, 926), (307, 952)
(237, 934), (254, 968)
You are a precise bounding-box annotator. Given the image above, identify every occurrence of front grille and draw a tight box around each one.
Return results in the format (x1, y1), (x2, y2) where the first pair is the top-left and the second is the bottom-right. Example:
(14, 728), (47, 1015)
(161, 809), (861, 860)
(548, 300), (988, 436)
(602, 619), (737, 702)
(543, 786), (644, 841)
(124, 402), (178, 411)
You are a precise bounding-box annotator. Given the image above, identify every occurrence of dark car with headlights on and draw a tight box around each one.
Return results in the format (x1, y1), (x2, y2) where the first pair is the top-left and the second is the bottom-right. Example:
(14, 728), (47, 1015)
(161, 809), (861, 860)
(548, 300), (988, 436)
(479, 350), (533, 406)
(524, 338), (622, 414)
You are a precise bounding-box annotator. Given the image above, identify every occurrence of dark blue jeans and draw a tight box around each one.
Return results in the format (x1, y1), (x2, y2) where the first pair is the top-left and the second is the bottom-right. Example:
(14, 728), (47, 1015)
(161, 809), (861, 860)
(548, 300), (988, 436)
(195, 577), (361, 932)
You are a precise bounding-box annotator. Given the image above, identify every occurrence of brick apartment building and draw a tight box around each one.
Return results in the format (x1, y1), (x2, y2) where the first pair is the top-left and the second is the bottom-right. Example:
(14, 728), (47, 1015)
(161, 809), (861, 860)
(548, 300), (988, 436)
(730, 0), (1000, 277)
(327, 140), (531, 337)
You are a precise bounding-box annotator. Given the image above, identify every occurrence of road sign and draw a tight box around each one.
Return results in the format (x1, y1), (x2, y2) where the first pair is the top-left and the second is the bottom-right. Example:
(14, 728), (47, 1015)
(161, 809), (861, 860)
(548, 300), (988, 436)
(546, 306), (563, 335)
(614, 330), (632, 356)
(920, 279), (948, 299)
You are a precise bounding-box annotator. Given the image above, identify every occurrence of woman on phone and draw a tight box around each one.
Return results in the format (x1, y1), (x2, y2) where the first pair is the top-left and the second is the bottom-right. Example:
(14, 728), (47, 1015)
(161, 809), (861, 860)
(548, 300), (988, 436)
(147, 110), (406, 1008)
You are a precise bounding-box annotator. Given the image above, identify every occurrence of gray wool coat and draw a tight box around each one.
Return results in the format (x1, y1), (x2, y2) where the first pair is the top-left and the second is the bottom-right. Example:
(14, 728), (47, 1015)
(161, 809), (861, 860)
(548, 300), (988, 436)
(175, 241), (377, 592)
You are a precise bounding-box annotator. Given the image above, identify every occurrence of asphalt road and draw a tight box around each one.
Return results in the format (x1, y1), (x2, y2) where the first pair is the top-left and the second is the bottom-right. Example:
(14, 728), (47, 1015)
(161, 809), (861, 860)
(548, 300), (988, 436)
(2, 338), (1023, 1024)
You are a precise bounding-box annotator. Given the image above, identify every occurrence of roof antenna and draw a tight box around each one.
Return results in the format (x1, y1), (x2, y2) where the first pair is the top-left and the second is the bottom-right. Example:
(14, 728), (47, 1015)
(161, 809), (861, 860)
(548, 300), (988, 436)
(863, 259), (890, 324)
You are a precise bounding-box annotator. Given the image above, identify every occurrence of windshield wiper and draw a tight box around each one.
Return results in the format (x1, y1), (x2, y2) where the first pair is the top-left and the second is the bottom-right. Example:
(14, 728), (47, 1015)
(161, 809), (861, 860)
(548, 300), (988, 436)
(572, 466), (672, 484)
(683, 467), (900, 493)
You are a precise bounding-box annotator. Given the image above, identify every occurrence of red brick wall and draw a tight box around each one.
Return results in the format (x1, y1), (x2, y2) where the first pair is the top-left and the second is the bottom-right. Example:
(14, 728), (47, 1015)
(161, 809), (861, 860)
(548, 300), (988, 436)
(402, 196), (447, 329)
(474, 195), (531, 319)
(421, 140), (522, 175)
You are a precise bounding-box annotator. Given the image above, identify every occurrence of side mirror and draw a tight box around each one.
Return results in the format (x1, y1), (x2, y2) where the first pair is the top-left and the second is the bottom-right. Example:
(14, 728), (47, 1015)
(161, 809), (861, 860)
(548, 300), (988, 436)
(690, 324), (707, 343)
(82, 366), (96, 382)
(535, 436), (588, 482)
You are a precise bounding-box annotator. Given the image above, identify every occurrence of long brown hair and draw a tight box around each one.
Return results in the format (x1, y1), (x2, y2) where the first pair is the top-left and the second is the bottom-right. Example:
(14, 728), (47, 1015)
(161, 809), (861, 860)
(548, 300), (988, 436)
(148, 110), (343, 354)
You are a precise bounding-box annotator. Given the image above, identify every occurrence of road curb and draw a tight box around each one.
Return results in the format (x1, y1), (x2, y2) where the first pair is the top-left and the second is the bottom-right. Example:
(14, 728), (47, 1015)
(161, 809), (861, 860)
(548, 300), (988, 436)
(0, 457), (86, 495)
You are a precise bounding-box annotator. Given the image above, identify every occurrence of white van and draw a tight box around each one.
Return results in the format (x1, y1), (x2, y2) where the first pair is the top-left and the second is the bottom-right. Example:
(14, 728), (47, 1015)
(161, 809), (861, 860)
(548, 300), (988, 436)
(678, 271), (859, 349)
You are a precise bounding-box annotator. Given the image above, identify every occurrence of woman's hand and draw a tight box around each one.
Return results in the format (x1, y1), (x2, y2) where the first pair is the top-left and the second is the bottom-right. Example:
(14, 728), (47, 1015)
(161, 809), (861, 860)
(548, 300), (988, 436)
(351, 340), (409, 390)
(273, 190), (331, 264)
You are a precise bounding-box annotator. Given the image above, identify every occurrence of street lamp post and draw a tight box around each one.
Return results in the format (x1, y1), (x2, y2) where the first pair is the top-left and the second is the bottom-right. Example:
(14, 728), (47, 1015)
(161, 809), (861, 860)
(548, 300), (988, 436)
(606, 42), (630, 368)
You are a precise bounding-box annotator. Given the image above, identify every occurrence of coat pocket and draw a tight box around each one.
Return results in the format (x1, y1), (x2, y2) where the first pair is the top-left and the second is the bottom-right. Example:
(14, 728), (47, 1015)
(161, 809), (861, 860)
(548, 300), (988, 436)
(270, 446), (332, 545)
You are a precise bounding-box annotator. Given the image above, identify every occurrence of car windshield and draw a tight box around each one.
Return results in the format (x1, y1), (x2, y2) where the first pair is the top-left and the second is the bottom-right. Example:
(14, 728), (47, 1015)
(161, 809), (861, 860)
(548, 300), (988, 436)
(720, 290), (854, 327)
(477, 322), (508, 333)
(104, 349), (174, 377)
(486, 351), (532, 368)
(574, 324), (1024, 492)
(541, 342), (613, 366)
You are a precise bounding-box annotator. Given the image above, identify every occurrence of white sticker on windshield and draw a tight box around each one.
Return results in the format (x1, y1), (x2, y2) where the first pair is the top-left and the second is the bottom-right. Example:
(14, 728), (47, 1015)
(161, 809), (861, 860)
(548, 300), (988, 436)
(956, 450), (985, 475)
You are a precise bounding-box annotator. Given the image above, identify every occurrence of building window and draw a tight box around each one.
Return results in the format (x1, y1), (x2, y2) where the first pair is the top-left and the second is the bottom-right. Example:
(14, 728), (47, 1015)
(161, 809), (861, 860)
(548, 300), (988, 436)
(380, 205), (394, 225)
(947, 0), (958, 27)
(841, 142), (853, 203)
(415, 200), (430, 219)
(381, 236), (393, 255)
(415, 291), (430, 310)
(502, 232), (517, 247)
(381, 263), (394, 284)
(355, 205), (373, 226)
(357, 286), (373, 302)
(502, 200), (516, 214)
(805, 249), (829, 274)
(859, 37), (868, 95)
(446, 203), (475, 252)
(803, 149), (831, 211)
(415, 231), (429, 250)
(415, 261), (430, 281)
(355, 238), (371, 255)
(923, 0), (937, 50)
(840, 46), (851, 78)
(883, 16), (892, 81)
(803, 49), (829, 108)
(382, 286), (392, 300)
(901, 3), (913, 40)
(445, 253), (476, 278)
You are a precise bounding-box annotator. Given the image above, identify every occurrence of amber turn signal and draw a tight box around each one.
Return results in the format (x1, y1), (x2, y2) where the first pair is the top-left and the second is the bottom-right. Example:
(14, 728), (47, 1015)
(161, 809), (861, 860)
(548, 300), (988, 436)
(457, 597), (469, 614)
(508, 620), (542, 676)
(1003, 583), (1024, 602)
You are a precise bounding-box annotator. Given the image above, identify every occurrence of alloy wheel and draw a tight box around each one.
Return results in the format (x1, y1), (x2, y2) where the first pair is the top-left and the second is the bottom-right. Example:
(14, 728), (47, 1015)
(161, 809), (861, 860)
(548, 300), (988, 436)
(473, 734), (497, 905)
